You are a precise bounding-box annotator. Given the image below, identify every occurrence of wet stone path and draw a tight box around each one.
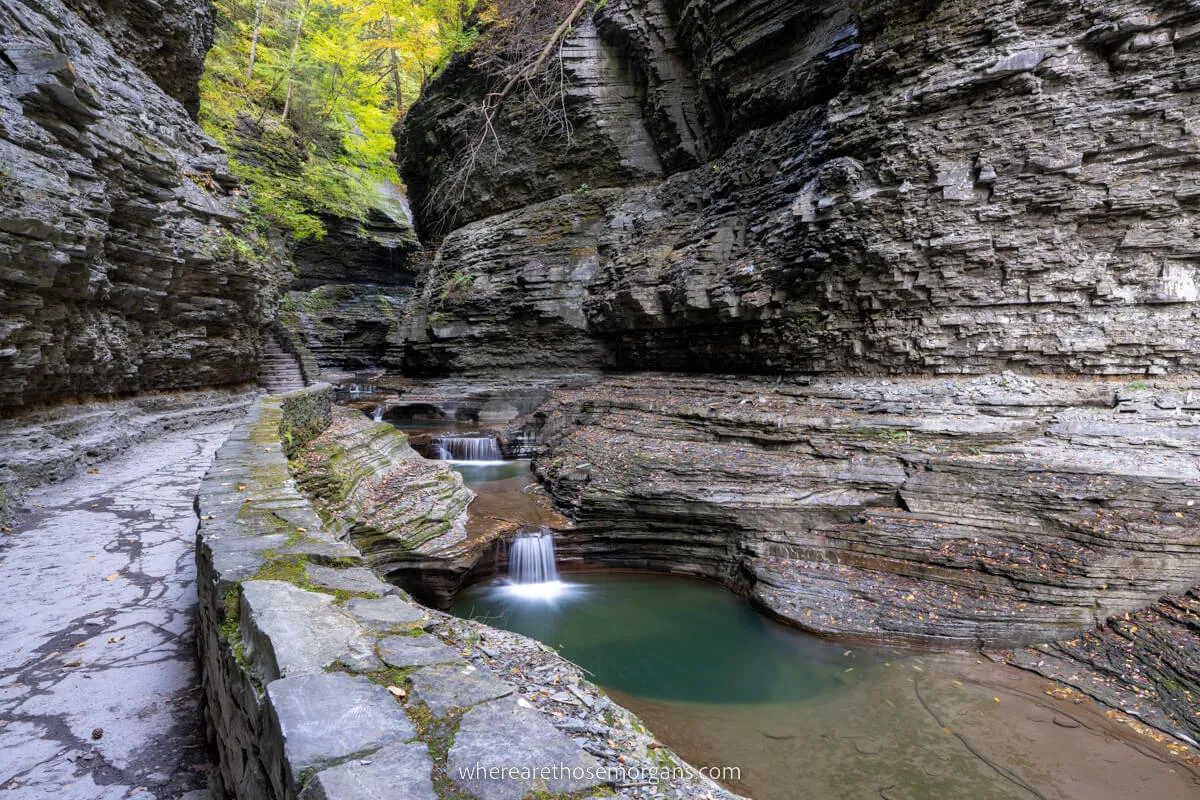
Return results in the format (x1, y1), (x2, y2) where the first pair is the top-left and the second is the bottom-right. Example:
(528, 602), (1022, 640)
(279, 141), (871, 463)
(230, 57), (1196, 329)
(0, 422), (239, 800)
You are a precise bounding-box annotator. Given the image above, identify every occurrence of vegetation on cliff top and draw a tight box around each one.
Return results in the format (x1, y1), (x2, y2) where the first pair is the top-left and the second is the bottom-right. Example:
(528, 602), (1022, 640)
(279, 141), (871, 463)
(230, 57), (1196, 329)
(201, 0), (480, 239)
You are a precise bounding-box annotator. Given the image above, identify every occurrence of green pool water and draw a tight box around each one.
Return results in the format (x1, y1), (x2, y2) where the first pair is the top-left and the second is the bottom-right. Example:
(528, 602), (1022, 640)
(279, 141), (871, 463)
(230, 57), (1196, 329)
(450, 573), (1199, 800)
(448, 459), (530, 484)
(453, 572), (860, 705)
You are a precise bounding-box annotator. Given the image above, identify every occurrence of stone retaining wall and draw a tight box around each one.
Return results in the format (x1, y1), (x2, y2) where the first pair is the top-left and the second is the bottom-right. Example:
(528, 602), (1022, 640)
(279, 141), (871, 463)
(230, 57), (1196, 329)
(195, 393), (734, 800)
(279, 384), (334, 457)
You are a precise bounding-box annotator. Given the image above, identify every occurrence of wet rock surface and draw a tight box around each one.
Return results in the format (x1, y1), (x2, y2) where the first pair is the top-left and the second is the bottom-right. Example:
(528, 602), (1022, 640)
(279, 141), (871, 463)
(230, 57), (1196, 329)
(0, 387), (256, 523)
(290, 407), (482, 602)
(0, 419), (238, 798)
(367, 369), (1200, 751)
(999, 586), (1200, 744)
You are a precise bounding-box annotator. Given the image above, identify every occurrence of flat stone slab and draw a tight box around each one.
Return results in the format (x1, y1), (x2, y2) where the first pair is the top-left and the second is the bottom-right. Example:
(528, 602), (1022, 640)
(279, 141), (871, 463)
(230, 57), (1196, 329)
(447, 698), (607, 800)
(269, 673), (415, 779)
(409, 663), (512, 718)
(305, 563), (390, 595)
(241, 581), (363, 680)
(377, 634), (462, 668)
(345, 596), (426, 629)
(338, 648), (385, 674)
(299, 742), (437, 800)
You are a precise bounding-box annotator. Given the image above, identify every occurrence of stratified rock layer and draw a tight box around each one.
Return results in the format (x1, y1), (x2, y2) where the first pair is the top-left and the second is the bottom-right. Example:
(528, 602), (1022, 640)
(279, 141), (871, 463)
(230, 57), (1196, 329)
(0, 0), (285, 413)
(290, 407), (479, 598)
(401, 0), (1200, 377)
(1001, 586), (1200, 744)
(521, 374), (1200, 649)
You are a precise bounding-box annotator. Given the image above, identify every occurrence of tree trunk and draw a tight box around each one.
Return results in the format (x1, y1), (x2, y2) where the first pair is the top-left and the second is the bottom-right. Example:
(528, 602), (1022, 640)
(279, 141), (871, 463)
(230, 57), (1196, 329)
(384, 11), (404, 114)
(246, 0), (265, 81)
(280, 0), (311, 122)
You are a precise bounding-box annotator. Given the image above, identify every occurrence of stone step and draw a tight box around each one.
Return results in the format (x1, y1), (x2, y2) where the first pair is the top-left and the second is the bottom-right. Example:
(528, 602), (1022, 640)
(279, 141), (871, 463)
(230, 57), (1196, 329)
(257, 335), (306, 393)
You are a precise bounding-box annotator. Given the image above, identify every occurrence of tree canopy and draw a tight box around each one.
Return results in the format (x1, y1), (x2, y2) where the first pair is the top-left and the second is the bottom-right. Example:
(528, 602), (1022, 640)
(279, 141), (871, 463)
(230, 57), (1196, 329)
(201, 0), (480, 239)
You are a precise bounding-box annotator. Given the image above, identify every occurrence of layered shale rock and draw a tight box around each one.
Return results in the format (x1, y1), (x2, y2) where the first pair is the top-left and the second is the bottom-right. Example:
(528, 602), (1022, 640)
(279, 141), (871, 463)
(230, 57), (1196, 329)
(279, 284), (412, 372)
(520, 374), (1200, 649)
(61, 0), (215, 117)
(0, 0), (286, 414)
(290, 407), (481, 602)
(290, 182), (420, 291)
(280, 183), (422, 372)
(1002, 587), (1200, 744)
(401, 0), (1200, 376)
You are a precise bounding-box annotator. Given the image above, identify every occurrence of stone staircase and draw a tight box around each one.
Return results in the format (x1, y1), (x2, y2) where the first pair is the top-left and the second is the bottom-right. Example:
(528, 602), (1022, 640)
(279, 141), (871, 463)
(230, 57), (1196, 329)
(257, 336), (306, 394)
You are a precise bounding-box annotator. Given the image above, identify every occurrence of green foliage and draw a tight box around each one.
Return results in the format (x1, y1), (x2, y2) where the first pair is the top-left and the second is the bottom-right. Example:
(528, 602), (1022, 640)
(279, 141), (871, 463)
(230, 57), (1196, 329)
(202, 0), (479, 239)
(442, 269), (475, 297)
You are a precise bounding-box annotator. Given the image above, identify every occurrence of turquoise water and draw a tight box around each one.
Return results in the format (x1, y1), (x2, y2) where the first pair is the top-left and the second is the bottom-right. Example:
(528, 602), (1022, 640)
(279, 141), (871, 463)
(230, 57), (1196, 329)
(451, 572), (1200, 800)
(453, 573), (866, 704)
(448, 459), (530, 485)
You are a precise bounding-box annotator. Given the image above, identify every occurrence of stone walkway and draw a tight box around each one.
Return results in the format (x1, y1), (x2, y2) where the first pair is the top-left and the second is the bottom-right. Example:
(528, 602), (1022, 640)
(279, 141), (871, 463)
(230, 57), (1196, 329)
(0, 422), (239, 800)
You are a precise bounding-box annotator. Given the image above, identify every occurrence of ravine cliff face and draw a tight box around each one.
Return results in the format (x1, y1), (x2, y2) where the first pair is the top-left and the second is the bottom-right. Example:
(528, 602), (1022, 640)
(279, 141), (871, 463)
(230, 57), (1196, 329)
(389, 0), (1200, 746)
(0, 0), (286, 414)
(401, 0), (1200, 376)
(278, 183), (422, 372)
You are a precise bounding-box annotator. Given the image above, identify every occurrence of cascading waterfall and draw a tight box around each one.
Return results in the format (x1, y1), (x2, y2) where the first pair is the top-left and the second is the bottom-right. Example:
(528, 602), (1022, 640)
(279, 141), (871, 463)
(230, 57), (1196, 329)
(509, 528), (559, 584)
(372, 406), (384, 422)
(431, 434), (503, 462)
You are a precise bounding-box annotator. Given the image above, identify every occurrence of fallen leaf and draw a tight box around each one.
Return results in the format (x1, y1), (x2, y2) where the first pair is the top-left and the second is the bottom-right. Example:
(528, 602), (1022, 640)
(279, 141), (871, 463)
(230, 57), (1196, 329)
(386, 686), (406, 699)
(108, 636), (125, 644)
(105, 573), (119, 582)
(87, 469), (99, 474)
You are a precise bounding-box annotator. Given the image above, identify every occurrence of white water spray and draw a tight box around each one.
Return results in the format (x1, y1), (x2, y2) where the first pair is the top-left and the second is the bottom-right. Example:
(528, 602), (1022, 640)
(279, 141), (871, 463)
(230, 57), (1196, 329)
(431, 435), (503, 462)
(505, 528), (568, 599)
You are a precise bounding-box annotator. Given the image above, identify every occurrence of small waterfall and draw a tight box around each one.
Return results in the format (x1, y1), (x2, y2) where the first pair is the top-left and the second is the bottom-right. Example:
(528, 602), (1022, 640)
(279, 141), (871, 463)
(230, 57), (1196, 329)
(430, 434), (503, 462)
(509, 528), (559, 585)
(372, 406), (384, 422)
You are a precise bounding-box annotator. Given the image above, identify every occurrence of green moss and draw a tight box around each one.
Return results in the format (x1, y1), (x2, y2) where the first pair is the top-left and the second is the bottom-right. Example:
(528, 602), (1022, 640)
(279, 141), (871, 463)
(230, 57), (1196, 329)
(438, 270), (477, 304)
(853, 428), (910, 443)
(0, 483), (11, 530)
(407, 704), (470, 800)
(220, 587), (251, 669)
(250, 554), (309, 585)
(1127, 381), (1151, 390)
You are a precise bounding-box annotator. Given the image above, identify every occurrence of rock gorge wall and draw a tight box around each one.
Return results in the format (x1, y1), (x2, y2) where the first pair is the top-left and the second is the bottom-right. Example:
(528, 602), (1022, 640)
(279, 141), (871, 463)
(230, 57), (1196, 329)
(522, 375), (1200, 648)
(0, 0), (286, 414)
(278, 185), (422, 372)
(400, 0), (1200, 377)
